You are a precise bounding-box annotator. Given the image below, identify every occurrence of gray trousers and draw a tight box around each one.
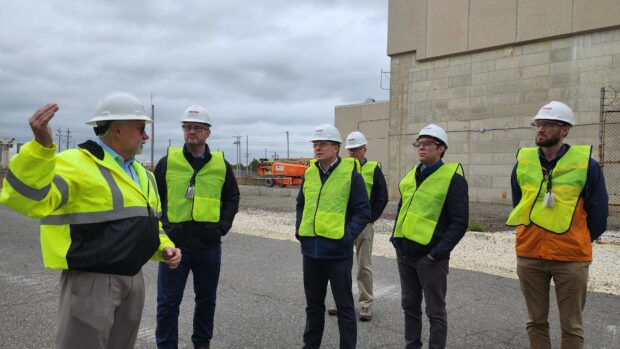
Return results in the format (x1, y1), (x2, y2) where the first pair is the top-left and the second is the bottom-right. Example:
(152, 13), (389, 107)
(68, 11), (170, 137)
(56, 269), (145, 349)
(397, 250), (449, 349)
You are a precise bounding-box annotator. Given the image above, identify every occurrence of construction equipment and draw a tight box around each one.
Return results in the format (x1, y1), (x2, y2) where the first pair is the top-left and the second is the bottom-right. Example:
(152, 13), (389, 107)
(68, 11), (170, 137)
(256, 158), (311, 187)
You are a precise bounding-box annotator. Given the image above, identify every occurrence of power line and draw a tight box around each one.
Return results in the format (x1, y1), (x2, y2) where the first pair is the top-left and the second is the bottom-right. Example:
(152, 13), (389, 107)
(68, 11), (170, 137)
(56, 128), (63, 152)
(65, 128), (71, 150)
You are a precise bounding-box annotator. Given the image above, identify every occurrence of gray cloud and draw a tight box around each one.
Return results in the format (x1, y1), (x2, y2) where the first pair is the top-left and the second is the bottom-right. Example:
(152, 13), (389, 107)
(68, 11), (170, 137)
(0, 0), (389, 163)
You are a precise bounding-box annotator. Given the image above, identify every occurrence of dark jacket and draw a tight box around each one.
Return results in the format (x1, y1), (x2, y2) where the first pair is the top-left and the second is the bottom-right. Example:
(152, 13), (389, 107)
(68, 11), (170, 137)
(295, 157), (371, 260)
(391, 160), (469, 260)
(510, 144), (608, 241)
(364, 160), (389, 222)
(154, 144), (240, 250)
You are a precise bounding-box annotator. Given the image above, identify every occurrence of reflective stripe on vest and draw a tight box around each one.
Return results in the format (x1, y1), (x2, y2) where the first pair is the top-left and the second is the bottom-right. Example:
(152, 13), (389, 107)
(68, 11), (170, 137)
(298, 158), (355, 239)
(506, 145), (590, 233)
(394, 163), (463, 245)
(165, 147), (226, 223)
(360, 161), (379, 199)
(39, 147), (161, 269)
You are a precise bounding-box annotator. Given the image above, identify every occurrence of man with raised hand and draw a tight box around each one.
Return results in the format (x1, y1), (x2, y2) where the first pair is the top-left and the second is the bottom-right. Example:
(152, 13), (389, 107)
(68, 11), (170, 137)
(0, 92), (181, 349)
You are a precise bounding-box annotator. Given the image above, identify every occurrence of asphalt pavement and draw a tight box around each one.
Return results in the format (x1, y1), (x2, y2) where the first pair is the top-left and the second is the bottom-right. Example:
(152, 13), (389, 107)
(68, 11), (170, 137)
(0, 205), (618, 348)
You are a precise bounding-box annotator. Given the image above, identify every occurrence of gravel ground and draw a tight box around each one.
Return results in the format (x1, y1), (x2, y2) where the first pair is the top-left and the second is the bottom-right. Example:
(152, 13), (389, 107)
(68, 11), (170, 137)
(237, 187), (620, 295)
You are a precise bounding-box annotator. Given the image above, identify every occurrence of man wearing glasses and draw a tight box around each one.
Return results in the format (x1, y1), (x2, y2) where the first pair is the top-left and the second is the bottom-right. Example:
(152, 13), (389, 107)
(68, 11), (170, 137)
(154, 105), (240, 349)
(296, 124), (370, 349)
(391, 124), (468, 349)
(0, 92), (182, 348)
(327, 131), (388, 322)
(507, 101), (608, 349)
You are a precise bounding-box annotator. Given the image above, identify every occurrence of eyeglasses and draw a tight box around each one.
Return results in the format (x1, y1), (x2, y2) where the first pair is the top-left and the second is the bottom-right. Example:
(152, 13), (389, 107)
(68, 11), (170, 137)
(347, 146), (366, 152)
(531, 121), (565, 130)
(313, 141), (337, 149)
(412, 140), (440, 148)
(182, 125), (209, 132)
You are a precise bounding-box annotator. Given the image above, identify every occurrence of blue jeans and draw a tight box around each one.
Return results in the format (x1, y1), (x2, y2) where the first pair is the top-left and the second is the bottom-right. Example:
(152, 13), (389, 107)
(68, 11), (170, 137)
(156, 243), (222, 349)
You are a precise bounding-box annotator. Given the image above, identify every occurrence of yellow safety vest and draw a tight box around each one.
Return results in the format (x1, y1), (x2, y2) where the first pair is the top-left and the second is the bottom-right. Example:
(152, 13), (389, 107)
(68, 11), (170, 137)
(506, 146), (590, 233)
(394, 163), (463, 245)
(360, 160), (379, 199)
(0, 140), (174, 274)
(165, 147), (226, 223)
(298, 158), (355, 239)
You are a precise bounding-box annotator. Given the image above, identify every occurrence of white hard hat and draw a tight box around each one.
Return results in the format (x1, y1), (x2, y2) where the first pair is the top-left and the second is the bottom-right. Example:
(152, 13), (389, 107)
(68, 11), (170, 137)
(86, 92), (152, 125)
(181, 105), (212, 126)
(311, 123), (342, 143)
(417, 124), (448, 146)
(345, 131), (368, 149)
(533, 101), (575, 126)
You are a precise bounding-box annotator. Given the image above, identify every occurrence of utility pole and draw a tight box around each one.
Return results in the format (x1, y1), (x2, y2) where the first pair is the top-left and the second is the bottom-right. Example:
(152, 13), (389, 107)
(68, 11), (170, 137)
(65, 128), (71, 150)
(233, 135), (241, 177)
(0, 138), (15, 169)
(286, 131), (290, 158)
(245, 135), (249, 177)
(150, 94), (155, 168)
(56, 128), (63, 152)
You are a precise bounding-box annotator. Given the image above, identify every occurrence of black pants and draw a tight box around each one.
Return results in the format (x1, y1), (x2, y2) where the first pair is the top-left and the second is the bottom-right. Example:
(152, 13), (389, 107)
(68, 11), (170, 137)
(303, 255), (356, 349)
(396, 250), (449, 349)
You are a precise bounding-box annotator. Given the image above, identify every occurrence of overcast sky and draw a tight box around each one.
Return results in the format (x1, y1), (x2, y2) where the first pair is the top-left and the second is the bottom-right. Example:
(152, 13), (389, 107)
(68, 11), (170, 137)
(0, 0), (389, 165)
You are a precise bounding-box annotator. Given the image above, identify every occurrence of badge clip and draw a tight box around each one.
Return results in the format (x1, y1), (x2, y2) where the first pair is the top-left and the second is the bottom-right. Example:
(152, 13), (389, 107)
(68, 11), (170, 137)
(185, 186), (195, 199)
(543, 191), (555, 208)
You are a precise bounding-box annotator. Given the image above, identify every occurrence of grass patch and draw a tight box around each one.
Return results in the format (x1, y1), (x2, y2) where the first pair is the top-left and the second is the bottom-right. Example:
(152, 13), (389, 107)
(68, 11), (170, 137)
(468, 222), (485, 232)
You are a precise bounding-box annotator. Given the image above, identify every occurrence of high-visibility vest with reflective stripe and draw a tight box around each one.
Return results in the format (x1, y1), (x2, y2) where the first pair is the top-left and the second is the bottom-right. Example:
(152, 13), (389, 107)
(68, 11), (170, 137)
(0, 140), (172, 272)
(165, 147), (226, 223)
(360, 160), (379, 199)
(298, 158), (355, 239)
(506, 146), (590, 233)
(394, 163), (463, 245)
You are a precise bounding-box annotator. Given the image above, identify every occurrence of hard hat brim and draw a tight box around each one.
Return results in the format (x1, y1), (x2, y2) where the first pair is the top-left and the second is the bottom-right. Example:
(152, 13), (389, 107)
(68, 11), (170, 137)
(181, 118), (212, 126)
(86, 114), (153, 125)
(310, 137), (342, 143)
(532, 116), (574, 126)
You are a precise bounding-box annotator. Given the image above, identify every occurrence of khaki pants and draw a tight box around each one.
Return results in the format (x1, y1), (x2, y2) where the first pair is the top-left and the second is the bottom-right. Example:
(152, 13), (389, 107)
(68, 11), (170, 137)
(354, 223), (374, 308)
(56, 269), (145, 349)
(517, 257), (589, 349)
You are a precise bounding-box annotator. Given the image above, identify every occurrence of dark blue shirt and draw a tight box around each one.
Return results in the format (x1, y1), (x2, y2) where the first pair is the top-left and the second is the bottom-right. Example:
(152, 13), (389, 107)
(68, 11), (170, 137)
(510, 144), (608, 241)
(295, 157), (371, 260)
(362, 159), (389, 222)
(391, 160), (469, 260)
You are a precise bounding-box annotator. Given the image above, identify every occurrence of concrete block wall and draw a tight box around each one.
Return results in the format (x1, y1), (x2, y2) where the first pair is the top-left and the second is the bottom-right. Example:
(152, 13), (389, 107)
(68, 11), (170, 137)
(388, 0), (620, 59)
(335, 101), (390, 181)
(389, 28), (620, 203)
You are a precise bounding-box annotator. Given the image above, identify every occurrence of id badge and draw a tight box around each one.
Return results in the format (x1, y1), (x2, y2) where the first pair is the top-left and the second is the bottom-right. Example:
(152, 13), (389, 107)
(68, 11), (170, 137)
(185, 186), (195, 199)
(543, 192), (555, 208)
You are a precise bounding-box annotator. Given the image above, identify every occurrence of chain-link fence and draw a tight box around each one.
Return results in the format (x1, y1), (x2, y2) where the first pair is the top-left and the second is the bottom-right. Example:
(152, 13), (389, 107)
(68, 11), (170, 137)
(600, 86), (620, 206)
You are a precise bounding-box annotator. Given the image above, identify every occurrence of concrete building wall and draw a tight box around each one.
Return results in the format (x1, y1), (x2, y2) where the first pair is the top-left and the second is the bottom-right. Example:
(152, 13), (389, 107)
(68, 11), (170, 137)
(388, 0), (620, 59)
(388, 28), (620, 202)
(335, 101), (390, 182)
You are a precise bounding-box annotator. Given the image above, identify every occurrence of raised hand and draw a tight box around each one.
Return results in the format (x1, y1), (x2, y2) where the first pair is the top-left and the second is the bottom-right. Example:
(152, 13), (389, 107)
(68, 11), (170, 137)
(28, 103), (59, 148)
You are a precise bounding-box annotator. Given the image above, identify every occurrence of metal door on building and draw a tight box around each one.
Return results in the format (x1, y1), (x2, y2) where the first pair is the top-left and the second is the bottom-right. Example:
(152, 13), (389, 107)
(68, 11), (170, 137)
(600, 86), (620, 206)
